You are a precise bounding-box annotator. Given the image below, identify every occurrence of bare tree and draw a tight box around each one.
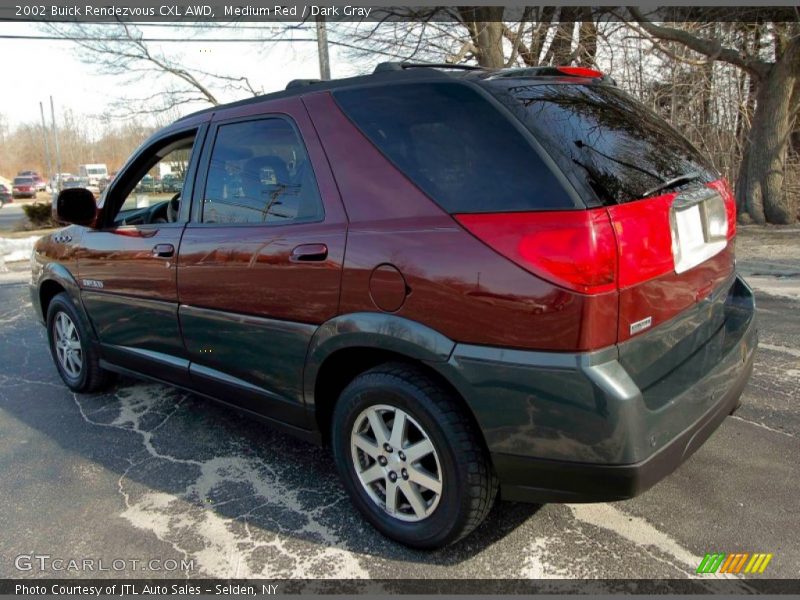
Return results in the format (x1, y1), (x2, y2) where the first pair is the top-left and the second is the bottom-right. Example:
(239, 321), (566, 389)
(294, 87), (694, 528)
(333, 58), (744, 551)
(326, 7), (599, 69)
(43, 22), (264, 117)
(36, 12), (798, 224)
(0, 112), (155, 177)
(627, 8), (799, 224)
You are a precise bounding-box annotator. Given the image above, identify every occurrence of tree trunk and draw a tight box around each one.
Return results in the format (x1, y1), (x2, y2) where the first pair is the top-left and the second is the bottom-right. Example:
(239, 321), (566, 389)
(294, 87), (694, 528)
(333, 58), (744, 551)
(457, 8), (506, 68)
(735, 72), (758, 217)
(736, 38), (799, 224)
(576, 8), (597, 66)
(526, 7), (556, 66)
(546, 8), (577, 65)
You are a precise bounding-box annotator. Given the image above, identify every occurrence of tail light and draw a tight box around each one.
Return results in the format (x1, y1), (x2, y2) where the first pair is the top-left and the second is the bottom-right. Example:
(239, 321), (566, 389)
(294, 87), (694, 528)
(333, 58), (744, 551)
(606, 193), (675, 289)
(556, 66), (605, 79)
(454, 210), (617, 294)
(708, 179), (736, 240)
(455, 179), (734, 296)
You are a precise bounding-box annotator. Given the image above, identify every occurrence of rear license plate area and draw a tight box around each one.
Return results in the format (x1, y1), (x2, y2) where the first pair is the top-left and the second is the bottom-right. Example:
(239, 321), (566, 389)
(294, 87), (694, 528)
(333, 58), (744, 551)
(670, 188), (727, 274)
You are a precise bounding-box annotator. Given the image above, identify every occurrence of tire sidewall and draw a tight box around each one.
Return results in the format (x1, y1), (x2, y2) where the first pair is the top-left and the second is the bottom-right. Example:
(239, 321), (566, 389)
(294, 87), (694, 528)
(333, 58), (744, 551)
(46, 294), (90, 391)
(332, 374), (470, 548)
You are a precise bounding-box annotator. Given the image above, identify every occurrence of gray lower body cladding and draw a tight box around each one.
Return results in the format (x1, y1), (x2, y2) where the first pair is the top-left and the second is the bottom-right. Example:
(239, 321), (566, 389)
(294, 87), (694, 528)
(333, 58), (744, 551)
(440, 275), (757, 503)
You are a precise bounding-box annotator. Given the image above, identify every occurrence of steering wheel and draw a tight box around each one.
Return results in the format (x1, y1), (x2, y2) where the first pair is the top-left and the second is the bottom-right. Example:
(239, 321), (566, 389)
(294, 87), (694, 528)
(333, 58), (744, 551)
(166, 193), (180, 223)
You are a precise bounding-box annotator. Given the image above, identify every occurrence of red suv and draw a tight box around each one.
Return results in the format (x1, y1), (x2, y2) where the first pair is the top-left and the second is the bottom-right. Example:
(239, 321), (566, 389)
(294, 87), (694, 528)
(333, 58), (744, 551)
(32, 64), (757, 549)
(12, 176), (37, 199)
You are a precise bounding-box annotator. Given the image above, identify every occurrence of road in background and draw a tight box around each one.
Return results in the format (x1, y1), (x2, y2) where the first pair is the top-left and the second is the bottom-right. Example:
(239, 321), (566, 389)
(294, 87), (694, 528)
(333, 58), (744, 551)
(0, 203), (26, 232)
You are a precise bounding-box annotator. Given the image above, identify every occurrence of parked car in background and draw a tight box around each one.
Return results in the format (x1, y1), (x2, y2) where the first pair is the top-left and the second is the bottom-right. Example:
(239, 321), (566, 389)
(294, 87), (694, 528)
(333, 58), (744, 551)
(61, 177), (100, 198)
(31, 63), (757, 549)
(161, 173), (184, 193)
(50, 173), (74, 192)
(0, 183), (10, 207)
(135, 174), (162, 193)
(12, 176), (37, 199)
(61, 178), (81, 189)
(17, 170), (48, 192)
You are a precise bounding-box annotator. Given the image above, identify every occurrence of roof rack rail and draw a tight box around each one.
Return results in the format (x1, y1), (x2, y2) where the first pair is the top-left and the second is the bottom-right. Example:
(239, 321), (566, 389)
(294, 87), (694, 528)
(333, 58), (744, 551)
(285, 79), (322, 90)
(373, 62), (485, 74)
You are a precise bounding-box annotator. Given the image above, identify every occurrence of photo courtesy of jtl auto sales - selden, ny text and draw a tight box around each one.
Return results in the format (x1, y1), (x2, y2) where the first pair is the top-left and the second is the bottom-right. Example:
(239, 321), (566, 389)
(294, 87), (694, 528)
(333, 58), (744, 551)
(0, 0), (798, 598)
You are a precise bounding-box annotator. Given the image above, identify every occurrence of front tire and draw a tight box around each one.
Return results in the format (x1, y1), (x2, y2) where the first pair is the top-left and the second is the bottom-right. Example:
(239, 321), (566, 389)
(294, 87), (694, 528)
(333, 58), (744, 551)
(46, 292), (113, 392)
(331, 363), (497, 549)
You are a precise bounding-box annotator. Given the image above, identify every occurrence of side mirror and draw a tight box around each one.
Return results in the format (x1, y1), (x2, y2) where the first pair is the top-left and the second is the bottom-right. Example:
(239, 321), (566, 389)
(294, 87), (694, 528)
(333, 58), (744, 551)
(53, 188), (98, 226)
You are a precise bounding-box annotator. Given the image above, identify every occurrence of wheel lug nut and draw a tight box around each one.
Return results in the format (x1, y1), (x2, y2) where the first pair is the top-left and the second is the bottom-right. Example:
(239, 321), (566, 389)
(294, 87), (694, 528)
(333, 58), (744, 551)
(388, 471), (397, 482)
(383, 443), (393, 453)
(398, 451), (406, 461)
(378, 456), (387, 466)
(401, 469), (408, 480)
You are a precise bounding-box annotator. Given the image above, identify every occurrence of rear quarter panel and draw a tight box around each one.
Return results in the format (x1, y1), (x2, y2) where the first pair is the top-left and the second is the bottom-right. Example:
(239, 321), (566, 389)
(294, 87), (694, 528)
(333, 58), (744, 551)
(303, 91), (617, 351)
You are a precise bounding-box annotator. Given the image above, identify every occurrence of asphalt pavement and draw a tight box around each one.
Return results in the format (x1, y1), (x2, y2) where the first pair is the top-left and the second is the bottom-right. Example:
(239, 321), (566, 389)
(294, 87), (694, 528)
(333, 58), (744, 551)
(0, 243), (797, 582)
(0, 203), (26, 232)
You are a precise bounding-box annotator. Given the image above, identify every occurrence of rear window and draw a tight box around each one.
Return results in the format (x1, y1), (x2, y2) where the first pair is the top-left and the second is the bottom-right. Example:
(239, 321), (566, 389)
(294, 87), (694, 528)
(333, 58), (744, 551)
(13, 177), (33, 185)
(489, 82), (717, 205)
(333, 82), (573, 213)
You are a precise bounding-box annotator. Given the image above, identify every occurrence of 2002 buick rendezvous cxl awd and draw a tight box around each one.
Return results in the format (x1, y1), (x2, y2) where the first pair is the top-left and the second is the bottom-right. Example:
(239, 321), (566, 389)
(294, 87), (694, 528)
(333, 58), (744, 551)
(32, 63), (757, 549)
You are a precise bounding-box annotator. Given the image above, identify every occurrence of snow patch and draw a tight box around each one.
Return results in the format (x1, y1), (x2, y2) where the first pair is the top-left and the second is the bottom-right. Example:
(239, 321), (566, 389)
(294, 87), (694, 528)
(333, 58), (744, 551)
(759, 343), (800, 358)
(568, 504), (699, 573)
(73, 383), (370, 579)
(747, 276), (800, 300)
(0, 235), (39, 270)
(568, 504), (752, 589)
(520, 536), (573, 579)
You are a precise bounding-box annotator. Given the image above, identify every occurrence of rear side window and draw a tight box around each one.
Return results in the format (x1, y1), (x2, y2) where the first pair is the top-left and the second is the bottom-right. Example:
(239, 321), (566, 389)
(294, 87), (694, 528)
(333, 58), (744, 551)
(333, 82), (574, 213)
(489, 82), (717, 205)
(202, 118), (324, 224)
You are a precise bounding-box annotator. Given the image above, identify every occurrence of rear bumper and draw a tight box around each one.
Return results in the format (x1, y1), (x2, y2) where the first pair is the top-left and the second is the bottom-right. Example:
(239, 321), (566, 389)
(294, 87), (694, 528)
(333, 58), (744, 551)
(441, 274), (757, 503)
(494, 346), (753, 503)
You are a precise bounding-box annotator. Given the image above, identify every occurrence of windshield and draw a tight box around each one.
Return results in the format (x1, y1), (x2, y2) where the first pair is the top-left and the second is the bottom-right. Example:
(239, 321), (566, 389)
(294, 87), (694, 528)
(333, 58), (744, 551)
(488, 81), (717, 205)
(13, 177), (33, 185)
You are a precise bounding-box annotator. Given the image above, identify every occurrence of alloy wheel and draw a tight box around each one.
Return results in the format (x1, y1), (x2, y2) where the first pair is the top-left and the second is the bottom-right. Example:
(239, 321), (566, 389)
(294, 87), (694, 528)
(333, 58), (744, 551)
(53, 311), (83, 379)
(350, 404), (443, 522)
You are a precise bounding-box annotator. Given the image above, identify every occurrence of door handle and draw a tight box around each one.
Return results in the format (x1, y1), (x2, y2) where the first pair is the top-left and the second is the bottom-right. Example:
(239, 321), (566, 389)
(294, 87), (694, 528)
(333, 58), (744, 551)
(152, 243), (175, 258)
(290, 243), (328, 262)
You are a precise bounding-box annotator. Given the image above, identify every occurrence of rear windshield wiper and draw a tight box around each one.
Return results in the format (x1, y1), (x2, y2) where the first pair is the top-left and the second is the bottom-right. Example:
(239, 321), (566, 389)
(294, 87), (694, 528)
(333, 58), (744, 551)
(642, 172), (702, 198)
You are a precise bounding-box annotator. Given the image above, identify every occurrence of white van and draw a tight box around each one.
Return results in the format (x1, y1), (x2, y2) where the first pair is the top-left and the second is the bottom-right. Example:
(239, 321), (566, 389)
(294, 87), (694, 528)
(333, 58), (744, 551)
(78, 164), (108, 186)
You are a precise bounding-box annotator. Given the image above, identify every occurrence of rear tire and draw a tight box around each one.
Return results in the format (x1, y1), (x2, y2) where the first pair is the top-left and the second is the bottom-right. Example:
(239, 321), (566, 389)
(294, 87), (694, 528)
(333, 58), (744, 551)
(46, 292), (114, 393)
(331, 362), (497, 549)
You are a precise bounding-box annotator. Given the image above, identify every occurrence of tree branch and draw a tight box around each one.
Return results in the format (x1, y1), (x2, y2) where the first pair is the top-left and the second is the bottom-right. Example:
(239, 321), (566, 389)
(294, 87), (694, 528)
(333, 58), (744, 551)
(628, 7), (771, 79)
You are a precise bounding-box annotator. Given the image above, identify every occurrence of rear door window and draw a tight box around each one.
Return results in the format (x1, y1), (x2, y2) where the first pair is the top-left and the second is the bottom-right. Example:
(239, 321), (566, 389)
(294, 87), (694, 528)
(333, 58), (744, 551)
(333, 82), (574, 213)
(488, 82), (717, 205)
(201, 118), (324, 225)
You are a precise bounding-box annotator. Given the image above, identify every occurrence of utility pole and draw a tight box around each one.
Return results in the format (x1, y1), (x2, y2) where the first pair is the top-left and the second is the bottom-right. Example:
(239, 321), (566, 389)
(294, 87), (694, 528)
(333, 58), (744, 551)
(316, 15), (331, 80)
(50, 96), (62, 192)
(39, 102), (53, 184)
